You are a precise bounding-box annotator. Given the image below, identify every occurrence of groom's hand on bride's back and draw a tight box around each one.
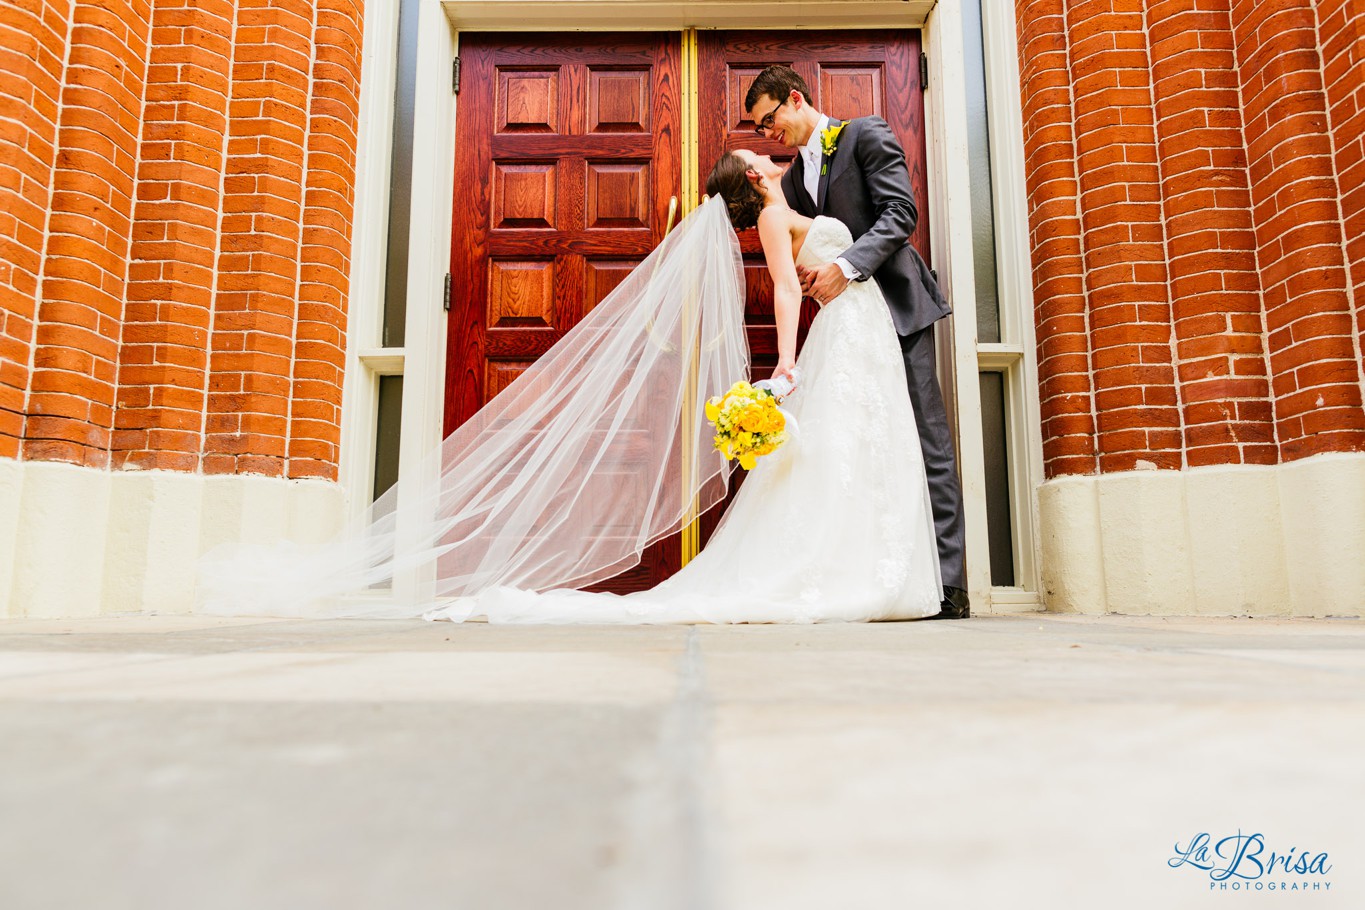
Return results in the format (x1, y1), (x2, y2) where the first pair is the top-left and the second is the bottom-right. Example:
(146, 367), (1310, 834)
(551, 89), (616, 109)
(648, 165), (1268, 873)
(794, 264), (824, 304)
(798, 262), (850, 306)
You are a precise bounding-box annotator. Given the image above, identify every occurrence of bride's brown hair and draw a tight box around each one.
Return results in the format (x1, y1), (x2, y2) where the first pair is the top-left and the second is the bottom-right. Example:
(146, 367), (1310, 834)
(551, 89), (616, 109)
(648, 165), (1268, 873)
(705, 153), (765, 230)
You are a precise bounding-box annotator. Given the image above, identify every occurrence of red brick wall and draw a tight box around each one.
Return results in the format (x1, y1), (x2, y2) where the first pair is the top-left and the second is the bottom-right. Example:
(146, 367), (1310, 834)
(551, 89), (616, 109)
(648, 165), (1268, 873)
(7, 4), (1356, 483)
(0, 0), (72, 461)
(290, 0), (362, 481)
(1318, 0), (1365, 380)
(115, 0), (236, 474)
(0, 0), (363, 480)
(1019, 0), (1365, 477)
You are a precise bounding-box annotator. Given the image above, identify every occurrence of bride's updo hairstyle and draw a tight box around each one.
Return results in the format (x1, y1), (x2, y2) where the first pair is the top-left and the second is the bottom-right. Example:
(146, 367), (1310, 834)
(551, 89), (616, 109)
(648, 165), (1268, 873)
(705, 153), (765, 230)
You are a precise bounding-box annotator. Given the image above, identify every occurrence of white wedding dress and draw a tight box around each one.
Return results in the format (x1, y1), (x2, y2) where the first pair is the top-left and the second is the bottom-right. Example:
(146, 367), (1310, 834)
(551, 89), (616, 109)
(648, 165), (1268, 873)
(427, 216), (942, 623)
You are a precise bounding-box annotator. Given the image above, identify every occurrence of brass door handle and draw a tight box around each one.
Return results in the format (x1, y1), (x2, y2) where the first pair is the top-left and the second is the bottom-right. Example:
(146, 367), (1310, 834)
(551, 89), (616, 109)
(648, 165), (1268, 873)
(664, 195), (678, 236)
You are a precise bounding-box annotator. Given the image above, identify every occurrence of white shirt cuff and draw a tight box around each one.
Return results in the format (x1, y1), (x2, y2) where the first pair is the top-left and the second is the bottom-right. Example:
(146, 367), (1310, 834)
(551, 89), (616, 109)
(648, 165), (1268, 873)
(834, 257), (860, 280)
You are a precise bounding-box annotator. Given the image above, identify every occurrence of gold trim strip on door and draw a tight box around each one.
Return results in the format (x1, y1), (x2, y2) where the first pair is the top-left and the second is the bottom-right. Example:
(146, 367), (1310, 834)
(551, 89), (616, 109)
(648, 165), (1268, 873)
(679, 28), (702, 567)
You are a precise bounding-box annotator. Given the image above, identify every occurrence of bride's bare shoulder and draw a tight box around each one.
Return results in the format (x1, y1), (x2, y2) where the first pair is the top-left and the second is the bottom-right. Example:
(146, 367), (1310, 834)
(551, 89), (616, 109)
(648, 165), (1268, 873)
(756, 204), (789, 226)
(757, 205), (811, 235)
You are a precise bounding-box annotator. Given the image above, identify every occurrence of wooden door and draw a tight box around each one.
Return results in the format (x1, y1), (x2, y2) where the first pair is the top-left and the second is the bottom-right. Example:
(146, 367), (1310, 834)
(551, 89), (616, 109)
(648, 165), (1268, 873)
(694, 31), (929, 546)
(446, 33), (682, 592)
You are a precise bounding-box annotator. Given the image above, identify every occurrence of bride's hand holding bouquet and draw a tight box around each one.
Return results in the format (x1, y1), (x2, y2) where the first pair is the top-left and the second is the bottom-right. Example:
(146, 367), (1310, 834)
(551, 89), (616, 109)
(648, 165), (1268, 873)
(705, 370), (799, 470)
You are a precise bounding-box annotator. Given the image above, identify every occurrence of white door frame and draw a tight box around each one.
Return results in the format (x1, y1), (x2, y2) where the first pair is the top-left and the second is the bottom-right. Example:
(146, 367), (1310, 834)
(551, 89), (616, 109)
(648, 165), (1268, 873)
(339, 0), (1044, 613)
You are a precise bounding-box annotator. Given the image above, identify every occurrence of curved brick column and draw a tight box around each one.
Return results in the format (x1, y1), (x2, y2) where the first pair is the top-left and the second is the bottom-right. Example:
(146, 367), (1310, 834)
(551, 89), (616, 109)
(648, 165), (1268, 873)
(1145, 0), (1275, 467)
(1063, 0), (1183, 472)
(203, 0), (315, 477)
(288, 0), (363, 482)
(1230, 0), (1365, 460)
(1018, 0), (1100, 478)
(112, 0), (236, 472)
(1313, 0), (1365, 418)
(23, 0), (153, 467)
(0, 0), (72, 458)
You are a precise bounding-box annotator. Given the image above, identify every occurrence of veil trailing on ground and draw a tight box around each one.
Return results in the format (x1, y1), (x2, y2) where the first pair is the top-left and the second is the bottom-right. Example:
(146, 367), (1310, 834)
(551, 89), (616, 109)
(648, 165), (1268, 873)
(198, 200), (748, 618)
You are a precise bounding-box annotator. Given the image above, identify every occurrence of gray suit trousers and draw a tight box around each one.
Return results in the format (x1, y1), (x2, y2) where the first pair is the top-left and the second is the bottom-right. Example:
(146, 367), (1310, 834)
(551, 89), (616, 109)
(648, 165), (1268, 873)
(899, 324), (966, 591)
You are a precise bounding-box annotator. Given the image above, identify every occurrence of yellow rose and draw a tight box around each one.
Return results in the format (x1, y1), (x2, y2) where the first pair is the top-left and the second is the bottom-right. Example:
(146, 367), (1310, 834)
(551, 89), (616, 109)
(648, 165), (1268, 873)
(820, 123), (844, 156)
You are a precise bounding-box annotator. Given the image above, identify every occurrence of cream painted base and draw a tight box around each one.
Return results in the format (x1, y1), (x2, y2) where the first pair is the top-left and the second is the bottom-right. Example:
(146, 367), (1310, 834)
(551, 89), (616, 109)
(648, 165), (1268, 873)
(0, 460), (345, 619)
(1039, 452), (1365, 617)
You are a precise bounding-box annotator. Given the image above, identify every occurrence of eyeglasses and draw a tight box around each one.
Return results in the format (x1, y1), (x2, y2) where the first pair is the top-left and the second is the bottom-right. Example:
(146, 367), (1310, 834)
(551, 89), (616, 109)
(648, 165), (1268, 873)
(752, 97), (789, 136)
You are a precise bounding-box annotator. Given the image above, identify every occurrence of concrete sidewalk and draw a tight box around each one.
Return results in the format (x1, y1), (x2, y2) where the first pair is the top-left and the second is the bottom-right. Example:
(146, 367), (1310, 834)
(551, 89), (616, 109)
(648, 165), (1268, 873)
(0, 613), (1360, 909)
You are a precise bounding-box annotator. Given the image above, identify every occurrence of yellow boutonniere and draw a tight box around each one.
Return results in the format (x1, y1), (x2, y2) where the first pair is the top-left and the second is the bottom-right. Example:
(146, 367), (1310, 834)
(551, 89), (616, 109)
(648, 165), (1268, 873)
(819, 123), (844, 175)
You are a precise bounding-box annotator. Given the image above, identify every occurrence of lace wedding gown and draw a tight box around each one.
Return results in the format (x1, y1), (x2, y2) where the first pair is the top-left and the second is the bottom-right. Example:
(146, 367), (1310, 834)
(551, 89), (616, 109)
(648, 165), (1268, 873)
(428, 216), (942, 623)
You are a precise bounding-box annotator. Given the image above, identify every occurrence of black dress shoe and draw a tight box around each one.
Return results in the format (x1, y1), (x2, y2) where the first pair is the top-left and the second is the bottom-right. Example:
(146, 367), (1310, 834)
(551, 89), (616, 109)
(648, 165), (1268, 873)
(928, 585), (970, 620)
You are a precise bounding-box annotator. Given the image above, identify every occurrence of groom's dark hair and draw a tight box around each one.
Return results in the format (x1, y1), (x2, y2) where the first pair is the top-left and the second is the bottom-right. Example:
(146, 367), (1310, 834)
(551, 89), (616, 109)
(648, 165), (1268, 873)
(745, 65), (812, 113)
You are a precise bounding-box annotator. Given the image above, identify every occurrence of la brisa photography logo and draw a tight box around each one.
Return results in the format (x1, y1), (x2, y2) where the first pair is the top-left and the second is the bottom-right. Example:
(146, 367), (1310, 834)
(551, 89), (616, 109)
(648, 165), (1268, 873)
(1168, 830), (1333, 893)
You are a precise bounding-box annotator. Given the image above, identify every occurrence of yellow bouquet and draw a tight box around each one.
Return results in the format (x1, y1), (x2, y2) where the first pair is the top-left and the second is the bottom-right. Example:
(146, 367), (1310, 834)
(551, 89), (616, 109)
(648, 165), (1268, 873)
(705, 380), (790, 470)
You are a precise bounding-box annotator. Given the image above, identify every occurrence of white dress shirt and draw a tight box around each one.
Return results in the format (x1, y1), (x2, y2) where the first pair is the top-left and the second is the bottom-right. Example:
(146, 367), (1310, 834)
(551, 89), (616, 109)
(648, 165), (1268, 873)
(800, 113), (859, 281)
(800, 114), (828, 203)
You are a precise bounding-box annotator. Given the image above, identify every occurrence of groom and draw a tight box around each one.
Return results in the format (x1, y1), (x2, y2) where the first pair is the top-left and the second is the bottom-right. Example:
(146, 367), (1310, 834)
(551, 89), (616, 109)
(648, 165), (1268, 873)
(746, 65), (969, 620)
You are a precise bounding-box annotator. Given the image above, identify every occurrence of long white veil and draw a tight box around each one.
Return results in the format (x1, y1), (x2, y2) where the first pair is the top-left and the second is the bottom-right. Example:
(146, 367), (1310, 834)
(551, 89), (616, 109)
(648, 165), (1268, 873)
(198, 200), (748, 618)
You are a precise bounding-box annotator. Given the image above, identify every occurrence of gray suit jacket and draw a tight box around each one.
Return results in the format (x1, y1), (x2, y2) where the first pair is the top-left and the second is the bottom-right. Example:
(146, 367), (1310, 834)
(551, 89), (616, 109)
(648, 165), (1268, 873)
(781, 116), (950, 337)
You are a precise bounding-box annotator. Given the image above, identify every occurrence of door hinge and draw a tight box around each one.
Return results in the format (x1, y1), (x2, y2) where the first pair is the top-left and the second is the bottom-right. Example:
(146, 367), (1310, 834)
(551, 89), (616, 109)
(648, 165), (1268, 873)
(452, 57), (461, 94)
(920, 51), (929, 91)
(443, 273), (452, 311)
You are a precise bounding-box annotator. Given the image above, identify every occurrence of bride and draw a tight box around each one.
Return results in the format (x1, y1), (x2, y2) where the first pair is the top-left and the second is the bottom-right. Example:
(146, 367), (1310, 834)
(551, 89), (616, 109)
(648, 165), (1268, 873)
(198, 150), (942, 623)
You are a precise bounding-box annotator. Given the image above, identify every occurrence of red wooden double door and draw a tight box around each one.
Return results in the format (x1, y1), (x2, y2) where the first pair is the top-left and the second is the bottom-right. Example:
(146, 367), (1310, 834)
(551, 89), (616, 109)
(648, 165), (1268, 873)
(447, 31), (928, 592)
